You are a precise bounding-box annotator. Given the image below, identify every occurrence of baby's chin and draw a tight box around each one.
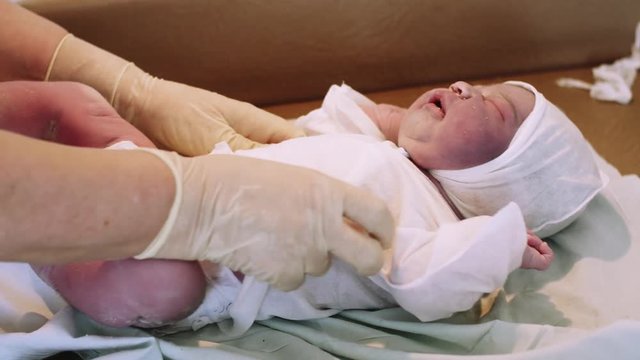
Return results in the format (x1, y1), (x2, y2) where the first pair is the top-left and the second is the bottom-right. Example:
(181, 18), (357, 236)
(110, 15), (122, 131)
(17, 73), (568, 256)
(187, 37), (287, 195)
(397, 139), (456, 170)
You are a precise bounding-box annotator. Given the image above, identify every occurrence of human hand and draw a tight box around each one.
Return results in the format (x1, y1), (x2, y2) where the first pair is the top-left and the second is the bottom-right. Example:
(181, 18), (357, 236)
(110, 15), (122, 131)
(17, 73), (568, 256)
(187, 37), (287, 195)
(113, 74), (306, 155)
(46, 35), (304, 156)
(521, 230), (554, 270)
(133, 149), (395, 291)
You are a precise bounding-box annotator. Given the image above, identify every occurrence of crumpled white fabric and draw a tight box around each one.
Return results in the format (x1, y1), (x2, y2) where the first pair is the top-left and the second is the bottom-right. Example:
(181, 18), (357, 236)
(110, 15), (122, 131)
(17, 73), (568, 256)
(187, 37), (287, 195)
(556, 22), (640, 104)
(432, 81), (607, 238)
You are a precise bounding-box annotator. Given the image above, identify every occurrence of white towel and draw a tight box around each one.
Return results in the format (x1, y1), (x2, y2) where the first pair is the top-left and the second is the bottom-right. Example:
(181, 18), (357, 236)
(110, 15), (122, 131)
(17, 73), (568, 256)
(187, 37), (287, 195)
(557, 22), (640, 105)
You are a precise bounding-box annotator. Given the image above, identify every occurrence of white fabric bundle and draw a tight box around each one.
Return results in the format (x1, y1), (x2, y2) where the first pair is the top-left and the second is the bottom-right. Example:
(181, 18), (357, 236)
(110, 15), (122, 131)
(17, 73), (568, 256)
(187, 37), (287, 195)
(557, 22), (640, 104)
(432, 81), (607, 238)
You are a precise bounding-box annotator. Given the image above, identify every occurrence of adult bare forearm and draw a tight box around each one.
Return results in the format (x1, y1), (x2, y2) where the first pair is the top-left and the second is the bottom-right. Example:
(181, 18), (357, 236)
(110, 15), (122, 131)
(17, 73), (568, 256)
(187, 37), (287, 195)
(0, 130), (174, 263)
(0, 0), (67, 81)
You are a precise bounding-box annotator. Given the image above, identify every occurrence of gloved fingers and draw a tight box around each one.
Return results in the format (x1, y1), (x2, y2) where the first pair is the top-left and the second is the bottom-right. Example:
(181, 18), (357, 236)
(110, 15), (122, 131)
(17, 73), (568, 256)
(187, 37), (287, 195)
(242, 111), (306, 144)
(266, 259), (306, 292)
(222, 120), (304, 151)
(222, 132), (265, 151)
(192, 101), (286, 152)
(327, 218), (387, 276)
(252, 117), (306, 145)
(302, 243), (332, 277)
(340, 186), (395, 250)
(157, 116), (255, 156)
(221, 98), (306, 145)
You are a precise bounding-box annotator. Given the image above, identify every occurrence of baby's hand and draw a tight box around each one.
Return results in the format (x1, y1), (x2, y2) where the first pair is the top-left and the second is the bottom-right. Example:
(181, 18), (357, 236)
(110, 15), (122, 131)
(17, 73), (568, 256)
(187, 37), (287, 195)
(521, 230), (554, 270)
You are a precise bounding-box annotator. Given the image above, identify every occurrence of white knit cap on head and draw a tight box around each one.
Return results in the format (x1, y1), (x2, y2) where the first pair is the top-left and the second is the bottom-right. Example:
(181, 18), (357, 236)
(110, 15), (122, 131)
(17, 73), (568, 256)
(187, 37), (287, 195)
(431, 81), (608, 238)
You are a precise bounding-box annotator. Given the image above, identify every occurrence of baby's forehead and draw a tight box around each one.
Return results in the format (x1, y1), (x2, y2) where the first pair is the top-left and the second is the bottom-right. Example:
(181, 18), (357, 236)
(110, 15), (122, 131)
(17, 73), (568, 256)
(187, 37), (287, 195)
(482, 82), (536, 120)
(478, 82), (530, 94)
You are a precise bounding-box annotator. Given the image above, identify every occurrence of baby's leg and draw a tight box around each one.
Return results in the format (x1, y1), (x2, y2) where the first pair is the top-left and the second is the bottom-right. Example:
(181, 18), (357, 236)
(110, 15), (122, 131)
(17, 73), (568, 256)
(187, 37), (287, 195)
(8, 81), (209, 327)
(32, 259), (206, 328)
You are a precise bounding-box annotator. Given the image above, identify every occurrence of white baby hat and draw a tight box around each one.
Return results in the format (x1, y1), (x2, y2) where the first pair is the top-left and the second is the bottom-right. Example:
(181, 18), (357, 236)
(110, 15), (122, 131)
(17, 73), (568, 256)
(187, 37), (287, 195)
(431, 81), (607, 238)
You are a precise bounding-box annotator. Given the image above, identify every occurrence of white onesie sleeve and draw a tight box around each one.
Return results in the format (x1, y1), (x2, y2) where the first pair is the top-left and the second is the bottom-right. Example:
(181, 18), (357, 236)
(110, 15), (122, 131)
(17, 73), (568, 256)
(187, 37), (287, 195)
(372, 203), (527, 322)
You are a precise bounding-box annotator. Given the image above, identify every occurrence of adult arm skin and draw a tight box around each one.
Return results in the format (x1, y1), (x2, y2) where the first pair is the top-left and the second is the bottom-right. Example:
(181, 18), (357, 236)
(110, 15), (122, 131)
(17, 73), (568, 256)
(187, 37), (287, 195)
(0, 1), (67, 81)
(0, 130), (173, 264)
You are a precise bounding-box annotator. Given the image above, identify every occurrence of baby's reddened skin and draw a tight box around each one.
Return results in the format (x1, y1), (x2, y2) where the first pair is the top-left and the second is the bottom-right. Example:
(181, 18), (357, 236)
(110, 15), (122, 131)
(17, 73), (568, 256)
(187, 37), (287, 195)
(1, 80), (209, 328)
(33, 259), (206, 327)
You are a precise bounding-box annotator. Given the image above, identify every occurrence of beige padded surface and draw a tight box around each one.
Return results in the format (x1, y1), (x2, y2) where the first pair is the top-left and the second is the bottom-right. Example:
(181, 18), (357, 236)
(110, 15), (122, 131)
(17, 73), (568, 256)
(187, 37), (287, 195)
(24, 0), (640, 105)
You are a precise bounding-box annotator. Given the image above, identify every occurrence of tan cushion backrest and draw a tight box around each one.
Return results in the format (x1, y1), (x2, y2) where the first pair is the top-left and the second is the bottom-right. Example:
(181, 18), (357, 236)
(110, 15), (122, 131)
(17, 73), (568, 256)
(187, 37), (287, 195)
(25, 0), (640, 105)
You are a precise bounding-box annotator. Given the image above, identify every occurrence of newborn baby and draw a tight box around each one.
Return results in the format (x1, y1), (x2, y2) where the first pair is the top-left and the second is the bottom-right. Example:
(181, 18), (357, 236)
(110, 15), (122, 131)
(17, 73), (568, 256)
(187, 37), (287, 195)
(360, 80), (552, 268)
(33, 81), (605, 333)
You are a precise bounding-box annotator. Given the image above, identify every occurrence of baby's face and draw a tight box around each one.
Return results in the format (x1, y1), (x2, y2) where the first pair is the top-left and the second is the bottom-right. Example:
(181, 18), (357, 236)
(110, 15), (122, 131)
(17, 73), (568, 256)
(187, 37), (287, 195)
(399, 81), (535, 170)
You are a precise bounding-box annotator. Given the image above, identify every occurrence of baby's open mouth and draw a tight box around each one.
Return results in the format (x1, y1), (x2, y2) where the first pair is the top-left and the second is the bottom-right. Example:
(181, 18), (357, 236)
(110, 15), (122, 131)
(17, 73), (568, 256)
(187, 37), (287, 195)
(424, 94), (445, 119)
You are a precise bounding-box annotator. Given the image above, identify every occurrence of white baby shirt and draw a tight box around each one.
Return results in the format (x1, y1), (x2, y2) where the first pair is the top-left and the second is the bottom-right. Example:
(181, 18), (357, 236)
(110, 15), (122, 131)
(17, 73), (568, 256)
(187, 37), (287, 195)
(169, 84), (527, 335)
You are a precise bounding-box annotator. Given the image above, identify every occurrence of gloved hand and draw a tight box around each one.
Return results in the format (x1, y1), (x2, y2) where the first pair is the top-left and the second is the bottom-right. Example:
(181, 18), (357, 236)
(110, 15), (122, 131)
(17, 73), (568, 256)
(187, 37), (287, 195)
(45, 34), (304, 155)
(134, 148), (395, 291)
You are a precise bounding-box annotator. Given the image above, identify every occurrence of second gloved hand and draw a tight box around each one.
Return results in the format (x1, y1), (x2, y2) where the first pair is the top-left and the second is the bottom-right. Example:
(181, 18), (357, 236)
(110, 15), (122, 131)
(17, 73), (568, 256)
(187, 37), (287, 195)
(45, 35), (304, 155)
(135, 149), (395, 291)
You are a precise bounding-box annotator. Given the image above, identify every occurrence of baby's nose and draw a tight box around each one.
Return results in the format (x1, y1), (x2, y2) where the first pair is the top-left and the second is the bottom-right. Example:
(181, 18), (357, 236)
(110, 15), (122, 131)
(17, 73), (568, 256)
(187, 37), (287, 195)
(449, 81), (481, 99)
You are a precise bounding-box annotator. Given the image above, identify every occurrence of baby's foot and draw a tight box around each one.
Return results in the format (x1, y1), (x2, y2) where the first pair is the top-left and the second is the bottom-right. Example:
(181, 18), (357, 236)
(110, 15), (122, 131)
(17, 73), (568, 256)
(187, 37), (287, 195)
(521, 230), (554, 270)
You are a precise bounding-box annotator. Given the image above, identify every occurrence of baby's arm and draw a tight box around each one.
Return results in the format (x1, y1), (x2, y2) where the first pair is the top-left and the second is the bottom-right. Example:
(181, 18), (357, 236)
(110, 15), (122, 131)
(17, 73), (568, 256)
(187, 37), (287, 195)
(359, 103), (407, 143)
(521, 230), (554, 270)
(382, 203), (527, 322)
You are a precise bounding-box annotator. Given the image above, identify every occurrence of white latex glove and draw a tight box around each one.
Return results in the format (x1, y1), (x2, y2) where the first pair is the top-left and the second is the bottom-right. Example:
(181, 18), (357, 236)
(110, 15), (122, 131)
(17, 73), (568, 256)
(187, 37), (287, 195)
(45, 34), (304, 155)
(134, 148), (395, 291)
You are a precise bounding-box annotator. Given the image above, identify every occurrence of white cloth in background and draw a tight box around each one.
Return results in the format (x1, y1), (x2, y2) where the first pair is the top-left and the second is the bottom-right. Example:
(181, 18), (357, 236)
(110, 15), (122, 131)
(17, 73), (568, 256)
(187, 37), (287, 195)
(168, 84), (527, 335)
(556, 22), (640, 104)
(433, 81), (607, 238)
